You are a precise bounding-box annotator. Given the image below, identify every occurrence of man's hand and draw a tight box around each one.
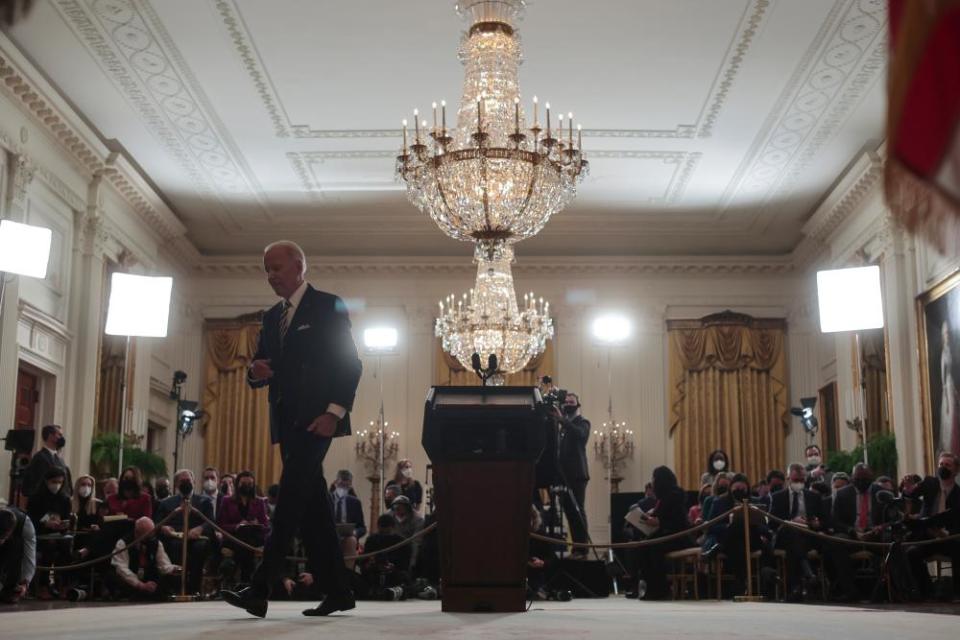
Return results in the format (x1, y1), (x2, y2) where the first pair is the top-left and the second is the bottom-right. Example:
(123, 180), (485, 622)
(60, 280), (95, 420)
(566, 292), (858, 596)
(249, 359), (274, 381)
(306, 412), (339, 438)
(160, 525), (175, 538)
(139, 581), (158, 594)
(297, 572), (314, 587)
(187, 527), (203, 541)
(282, 577), (296, 595)
(13, 582), (28, 597)
(529, 557), (545, 569)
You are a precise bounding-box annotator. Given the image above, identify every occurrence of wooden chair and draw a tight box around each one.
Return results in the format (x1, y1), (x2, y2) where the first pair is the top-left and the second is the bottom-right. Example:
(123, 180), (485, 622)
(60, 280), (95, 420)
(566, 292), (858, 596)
(665, 547), (701, 600)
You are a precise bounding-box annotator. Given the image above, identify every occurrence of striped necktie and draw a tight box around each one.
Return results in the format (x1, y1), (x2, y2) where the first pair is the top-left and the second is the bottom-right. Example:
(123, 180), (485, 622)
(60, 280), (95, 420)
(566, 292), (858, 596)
(279, 300), (292, 345)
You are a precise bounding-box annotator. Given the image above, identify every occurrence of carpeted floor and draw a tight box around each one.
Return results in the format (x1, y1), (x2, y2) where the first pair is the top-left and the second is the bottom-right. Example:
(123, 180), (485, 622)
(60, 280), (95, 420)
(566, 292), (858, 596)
(1, 598), (959, 639)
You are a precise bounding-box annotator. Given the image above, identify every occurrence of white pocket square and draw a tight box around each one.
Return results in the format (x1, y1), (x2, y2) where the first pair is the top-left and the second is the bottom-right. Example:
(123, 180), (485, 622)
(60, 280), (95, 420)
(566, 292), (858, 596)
(296, 324), (311, 331)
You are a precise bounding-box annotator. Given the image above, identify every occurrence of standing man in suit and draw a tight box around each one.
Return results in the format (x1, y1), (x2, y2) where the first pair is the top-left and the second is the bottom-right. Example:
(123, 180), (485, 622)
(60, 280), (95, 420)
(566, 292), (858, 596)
(224, 240), (362, 619)
(557, 392), (590, 558)
(21, 425), (72, 499)
(769, 463), (825, 601)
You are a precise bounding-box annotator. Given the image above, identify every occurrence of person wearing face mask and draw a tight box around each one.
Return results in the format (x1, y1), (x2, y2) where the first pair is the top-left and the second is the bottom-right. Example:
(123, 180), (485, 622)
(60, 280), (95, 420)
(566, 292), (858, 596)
(829, 463), (888, 600)
(70, 475), (104, 565)
(155, 469), (215, 595)
(906, 452), (960, 600)
(154, 477), (172, 502)
(218, 470), (270, 584)
(386, 459), (423, 513)
(701, 472), (732, 525)
(389, 496), (424, 571)
(804, 444), (831, 487)
(200, 467), (224, 518)
(330, 470), (366, 570)
(107, 466), (153, 521)
(0, 507), (36, 604)
(553, 392), (591, 558)
(26, 468), (73, 598)
(704, 473), (773, 597)
(701, 449), (731, 486)
(769, 463), (825, 601)
(109, 516), (180, 600)
(22, 424), (73, 499)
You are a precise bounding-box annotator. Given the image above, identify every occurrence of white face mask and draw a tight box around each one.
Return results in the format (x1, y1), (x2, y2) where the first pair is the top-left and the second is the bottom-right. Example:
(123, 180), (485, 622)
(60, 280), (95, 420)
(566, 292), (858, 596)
(712, 459), (726, 472)
(807, 456), (821, 466)
(203, 479), (217, 493)
(790, 482), (805, 492)
(78, 486), (92, 499)
(48, 483), (63, 494)
(401, 468), (414, 479)
(334, 487), (348, 499)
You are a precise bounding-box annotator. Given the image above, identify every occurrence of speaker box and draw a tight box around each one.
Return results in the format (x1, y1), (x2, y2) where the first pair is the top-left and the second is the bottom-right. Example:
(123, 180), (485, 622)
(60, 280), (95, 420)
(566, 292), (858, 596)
(552, 559), (610, 598)
(4, 429), (34, 454)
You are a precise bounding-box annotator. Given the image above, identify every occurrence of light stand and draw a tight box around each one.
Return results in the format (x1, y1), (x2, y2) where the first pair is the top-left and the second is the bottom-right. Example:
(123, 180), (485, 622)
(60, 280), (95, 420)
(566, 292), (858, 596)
(816, 266), (883, 466)
(362, 327), (399, 527)
(105, 273), (173, 475)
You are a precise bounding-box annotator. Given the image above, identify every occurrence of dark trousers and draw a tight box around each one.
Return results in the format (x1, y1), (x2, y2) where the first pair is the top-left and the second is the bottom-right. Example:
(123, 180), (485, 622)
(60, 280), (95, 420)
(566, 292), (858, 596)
(561, 480), (589, 546)
(774, 527), (815, 591)
(251, 435), (348, 599)
(721, 523), (773, 596)
(907, 539), (960, 597)
(164, 538), (210, 594)
(0, 539), (24, 597)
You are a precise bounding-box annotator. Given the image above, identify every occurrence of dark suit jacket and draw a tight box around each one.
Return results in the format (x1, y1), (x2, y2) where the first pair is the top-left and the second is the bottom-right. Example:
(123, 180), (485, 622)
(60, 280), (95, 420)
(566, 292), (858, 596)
(919, 479), (960, 533)
(155, 493), (215, 538)
(769, 487), (825, 528)
(832, 484), (885, 536)
(22, 448), (72, 498)
(249, 285), (363, 447)
(558, 415), (591, 483)
(330, 492), (367, 539)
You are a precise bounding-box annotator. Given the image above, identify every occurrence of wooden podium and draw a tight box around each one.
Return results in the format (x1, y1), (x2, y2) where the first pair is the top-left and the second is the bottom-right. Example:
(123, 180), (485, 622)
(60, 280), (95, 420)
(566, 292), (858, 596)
(422, 386), (546, 612)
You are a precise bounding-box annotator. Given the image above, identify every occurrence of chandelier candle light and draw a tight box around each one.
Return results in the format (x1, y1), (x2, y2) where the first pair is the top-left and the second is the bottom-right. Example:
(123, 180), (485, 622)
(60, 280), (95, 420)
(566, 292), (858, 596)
(435, 245), (553, 382)
(593, 422), (635, 494)
(396, 0), (588, 263)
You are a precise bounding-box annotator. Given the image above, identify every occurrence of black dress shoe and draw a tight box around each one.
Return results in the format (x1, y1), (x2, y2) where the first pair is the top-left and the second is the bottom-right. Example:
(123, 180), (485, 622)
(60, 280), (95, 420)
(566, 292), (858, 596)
(221, 587), (268, 618)
(302, 592), (356, 617)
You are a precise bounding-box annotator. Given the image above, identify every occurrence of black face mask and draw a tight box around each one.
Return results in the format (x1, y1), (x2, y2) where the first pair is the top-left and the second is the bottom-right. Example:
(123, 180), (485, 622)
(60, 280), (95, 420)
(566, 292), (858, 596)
(120, 479), (138, 496)
(178, 480), (193, 497)
(731, 489), (749, 501)
(55, 436), (66, 449)
(769, 483), (783, 493)
(238, 485), (255, 497)
(854, 478), (872, 493)
(156, 486), (171, 500)
(562, 405), (578, 416)
(715, 484), (728, 495)
(938, 466), (953, 481)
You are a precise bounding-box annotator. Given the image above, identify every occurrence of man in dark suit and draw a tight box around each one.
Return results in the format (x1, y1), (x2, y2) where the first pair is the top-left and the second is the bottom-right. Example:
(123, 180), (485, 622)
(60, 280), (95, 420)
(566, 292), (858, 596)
(829, 463), (888, 599)
(907, 452), (960, 599)
(769, 463), (825, 600)
(21, 425), (72, 499)
(224, 240), (362, 619)
(155, 469), (215, 595)
(557, 392), (590, 557)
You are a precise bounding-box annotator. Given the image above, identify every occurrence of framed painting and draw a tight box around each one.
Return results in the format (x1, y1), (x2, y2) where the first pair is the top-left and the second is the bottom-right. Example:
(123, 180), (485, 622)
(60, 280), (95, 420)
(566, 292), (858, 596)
(918, 270), (960, 469)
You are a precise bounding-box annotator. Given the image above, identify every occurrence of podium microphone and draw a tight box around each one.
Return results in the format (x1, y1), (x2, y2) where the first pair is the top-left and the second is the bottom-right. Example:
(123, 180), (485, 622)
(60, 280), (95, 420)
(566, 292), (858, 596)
(471, 352), (483, 374)
(488, 353), (498, 373)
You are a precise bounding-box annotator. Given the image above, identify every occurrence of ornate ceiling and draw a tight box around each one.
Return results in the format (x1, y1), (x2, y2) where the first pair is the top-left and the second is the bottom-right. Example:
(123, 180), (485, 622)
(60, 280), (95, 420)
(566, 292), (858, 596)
(7, 0), (887, 257)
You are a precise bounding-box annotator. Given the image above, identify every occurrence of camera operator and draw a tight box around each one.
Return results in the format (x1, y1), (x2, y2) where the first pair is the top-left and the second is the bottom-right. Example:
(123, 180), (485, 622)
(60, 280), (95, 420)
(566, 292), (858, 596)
(907, 452), (960, 600)
(555, 392), (591, 559)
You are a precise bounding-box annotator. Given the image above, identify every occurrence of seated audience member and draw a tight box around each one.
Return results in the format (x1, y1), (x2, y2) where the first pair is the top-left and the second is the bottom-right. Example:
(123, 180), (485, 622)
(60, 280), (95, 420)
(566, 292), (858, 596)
(110, 516), (179, 600)
(155, 469), (214, 595)
(688, 483), (712, 527)
(875, 475), (896, 493)
(528, 506), (563, 600)
(360, 514), (411, 600)
(831, 472), (850, 494)
(907, 452), (960, 600)
(383, 484), (400, 512)
(154, 477), (172, 502)
(386, 459), (424, 512)
(266, 483), (280, 521)
(21, 424), (72, 499)
(630, 466), (694, 600)
(71, 475), (103, 560)
(705, 473), (773, 598)
(753, 480), (770, 501)
(220, 474), (236, 501)
(760, 470), (786, 510)
(200, 467), (224, 519)
(770, 463), (825, 601)
(390, 495), (424, 569)
(701, 472), (732, 524)
(804, 445), (830, 486)
(102, 477), (119, 501)
(0, 507), (36, 604)
(899, 473), (924, 516)
(331, 470), (366, 570)
(702, 449), (731, 486)
(108, 466), (153, 521)
(217, 470), (269, 584)
(830, 463), (887, 599)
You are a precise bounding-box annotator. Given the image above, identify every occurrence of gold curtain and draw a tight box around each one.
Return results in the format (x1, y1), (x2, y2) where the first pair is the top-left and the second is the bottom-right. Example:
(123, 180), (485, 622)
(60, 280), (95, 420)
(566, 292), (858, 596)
(668, 312), (788, 489)
(202, 315), (282, 485)
(860, 329), (890, 439)
(433, 339), (555, 387)
(95, 334), (127, 434)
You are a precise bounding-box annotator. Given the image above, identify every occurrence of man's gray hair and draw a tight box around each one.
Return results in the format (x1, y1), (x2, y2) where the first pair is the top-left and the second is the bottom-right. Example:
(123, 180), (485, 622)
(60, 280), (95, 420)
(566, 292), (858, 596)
(264, 240), (307, 276)
(788, 462), (806, 476)
(173, 468), (195, 483)
(336, 469), (353, 482)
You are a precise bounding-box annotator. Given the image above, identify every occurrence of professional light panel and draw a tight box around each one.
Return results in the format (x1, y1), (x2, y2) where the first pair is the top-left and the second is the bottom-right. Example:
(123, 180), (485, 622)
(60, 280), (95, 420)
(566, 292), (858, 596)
(105, 273), (173, 337)
(816, 266), (884, 333)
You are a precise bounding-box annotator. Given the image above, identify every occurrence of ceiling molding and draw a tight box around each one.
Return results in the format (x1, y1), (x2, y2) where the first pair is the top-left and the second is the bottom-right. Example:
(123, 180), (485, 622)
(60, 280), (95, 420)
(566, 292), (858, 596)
(216, 0), (769, 141)
(195, 255), (796, 278)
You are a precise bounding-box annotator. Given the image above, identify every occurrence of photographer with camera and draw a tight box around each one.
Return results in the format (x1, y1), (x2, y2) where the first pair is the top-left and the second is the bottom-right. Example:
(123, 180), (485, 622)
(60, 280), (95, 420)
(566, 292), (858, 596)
(551, 391), (591, 559)
(907, 452), (960, 600)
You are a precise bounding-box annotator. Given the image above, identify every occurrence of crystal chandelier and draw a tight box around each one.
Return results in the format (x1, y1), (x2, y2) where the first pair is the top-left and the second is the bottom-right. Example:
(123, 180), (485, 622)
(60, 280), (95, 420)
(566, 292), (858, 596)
(396, 0), (588, 261)
(436, 245), (553, 380)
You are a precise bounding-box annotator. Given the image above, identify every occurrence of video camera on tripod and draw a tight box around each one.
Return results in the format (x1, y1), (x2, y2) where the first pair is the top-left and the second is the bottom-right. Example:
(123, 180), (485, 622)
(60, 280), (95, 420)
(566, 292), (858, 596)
(539, 375), (568, 413)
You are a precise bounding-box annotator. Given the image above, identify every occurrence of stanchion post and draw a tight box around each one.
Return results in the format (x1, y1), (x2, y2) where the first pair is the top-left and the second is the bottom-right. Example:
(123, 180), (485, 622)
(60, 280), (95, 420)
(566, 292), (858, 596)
(734, 501), (763, 602)
(171, 501), (197, 602)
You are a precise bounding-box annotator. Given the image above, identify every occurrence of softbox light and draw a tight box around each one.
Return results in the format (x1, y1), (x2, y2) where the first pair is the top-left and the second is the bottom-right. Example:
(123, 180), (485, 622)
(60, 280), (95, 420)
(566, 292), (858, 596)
(363, 327), (399, 354)
(591, 313), (631, 345)
(816, 266), (884, 333)
(105, 273), (173, 337)
(0, 219), (52, 278)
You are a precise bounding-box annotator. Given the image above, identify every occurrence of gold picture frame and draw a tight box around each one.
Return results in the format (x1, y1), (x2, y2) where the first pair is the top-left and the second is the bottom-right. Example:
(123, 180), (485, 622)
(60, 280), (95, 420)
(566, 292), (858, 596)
(917, 269), (960, 471)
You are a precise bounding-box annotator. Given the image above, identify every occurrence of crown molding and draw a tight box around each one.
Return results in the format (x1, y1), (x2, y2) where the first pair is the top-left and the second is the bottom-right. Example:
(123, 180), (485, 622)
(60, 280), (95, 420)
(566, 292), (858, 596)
(194, 255), (796, 278)
(0, 31), (193, 250)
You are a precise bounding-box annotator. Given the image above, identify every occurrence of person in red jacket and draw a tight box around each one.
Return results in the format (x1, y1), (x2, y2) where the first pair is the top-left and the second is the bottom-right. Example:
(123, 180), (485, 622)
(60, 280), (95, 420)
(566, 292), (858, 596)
(108, 467), (153, 521)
